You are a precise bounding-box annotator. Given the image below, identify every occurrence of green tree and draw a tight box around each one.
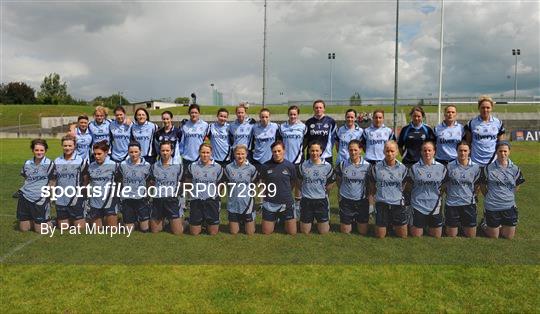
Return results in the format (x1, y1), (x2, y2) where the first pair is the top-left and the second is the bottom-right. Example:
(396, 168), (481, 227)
(92, 94), (130, 109)
(174, 97), (189, 104)
(0, 82), (36, 104)
(37, 73), (70, 104)
(349, 92), (362, 106)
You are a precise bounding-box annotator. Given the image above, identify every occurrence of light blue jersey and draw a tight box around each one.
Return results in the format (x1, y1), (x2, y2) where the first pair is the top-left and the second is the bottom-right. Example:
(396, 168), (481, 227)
(466, 116), (505, 165)
(335, 158), (371, 200)
(224, 161), (258, 214)
(408, 159), (447, 215)
(75, 127), (93, 161)
(483, 159), (524, 211)
(334, 124), (363, 163)
(445, 159), (481, 207)
(298, 160), (335, 199)
(20, 157), (54, 205)
(150, 160), (183, 198)
(229, 119), (255, 149)
(131, 121), (157, 159)
(279, 121), (306, 164)
(180, 119), (209, 161)
(86, 157), (117, 209)
(362, 124), (395, 162)
(251, 122), (279, 164)
(434, 121), (464, 162)
(370, 159), (408, 205)
(118, 159), (151, 199)
(53, 155), (86, 206)
(209, 122), (231, 162)
(109, 120), (132, 161)
(88, 119), (111, 144)
(186, 160), (224, 200)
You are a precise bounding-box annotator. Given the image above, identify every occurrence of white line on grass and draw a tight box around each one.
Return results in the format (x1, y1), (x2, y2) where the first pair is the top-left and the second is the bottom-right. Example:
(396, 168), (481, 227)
(0, 214), (16, 217)
(0, 236), (42, 263)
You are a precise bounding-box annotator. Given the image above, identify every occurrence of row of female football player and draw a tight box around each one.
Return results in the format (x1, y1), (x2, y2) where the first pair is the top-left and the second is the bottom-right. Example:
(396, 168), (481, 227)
(17, 95), (524, 238)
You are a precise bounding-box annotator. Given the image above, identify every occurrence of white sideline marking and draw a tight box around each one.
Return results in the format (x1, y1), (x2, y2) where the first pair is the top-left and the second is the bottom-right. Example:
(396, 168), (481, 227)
(0, 236), (42, 263)
(0, 214), (16, 217)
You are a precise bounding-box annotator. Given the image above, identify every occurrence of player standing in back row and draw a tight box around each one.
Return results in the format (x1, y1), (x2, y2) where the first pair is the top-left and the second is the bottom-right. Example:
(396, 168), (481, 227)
(304, 100), (336, 164)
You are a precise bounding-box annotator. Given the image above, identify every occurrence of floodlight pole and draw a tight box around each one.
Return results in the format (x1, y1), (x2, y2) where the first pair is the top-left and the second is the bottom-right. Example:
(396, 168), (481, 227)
(392, 0), (399, 132)
(437, 0), (445, 124)
(512, 49), (520, 101)
(262, 0), (268, 108)
(328, 52), (335, 106)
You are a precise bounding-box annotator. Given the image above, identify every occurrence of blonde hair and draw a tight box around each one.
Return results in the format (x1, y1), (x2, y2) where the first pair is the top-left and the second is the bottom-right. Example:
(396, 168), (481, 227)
(234, 144), (248, 154)
(478, 95), (494, 108)
(94, 106), (108, 117)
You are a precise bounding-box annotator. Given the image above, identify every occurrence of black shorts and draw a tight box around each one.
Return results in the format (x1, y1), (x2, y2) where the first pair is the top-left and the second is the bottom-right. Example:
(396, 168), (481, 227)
(365, 159), (379, 165)
(121, 198), (151, 224)
(339, 197), (369, 224)
(87, 203), (118, 220)
(485, 207), (518, 228)
(151, 197), (183, 220)
(189, 199), (220, 226)
(143, 155), (156, 164)
(56, 199), (85, 220)
(375, 202), (408, 227)
(300, 198), (329, 224)
(262, 205), (295, 222)
(445, 204), (477, 228)
(17, 196), (50, 223)
(412, 209), (443, 228)
(435, 159), (452, 165)
(228, 211), (255, 223)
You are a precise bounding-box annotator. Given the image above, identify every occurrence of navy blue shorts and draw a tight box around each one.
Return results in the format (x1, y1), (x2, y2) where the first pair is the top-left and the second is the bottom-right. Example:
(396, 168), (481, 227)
(17, 196), (50, 223)
(300, 198), (329, 224)
(375, 202), (407, 227)
(189, 199), (220, 226)
(339, 197), (370, 224)
(228, 211), (255, 223)
(122, 198), (151, 224)
(87, 205), (118, 220)
(485, 207), (518, 228)
(262, 205), (295, 222)
(56, 199), (85, 220)
(143, 155), (156, 164)
(412, 209), (443, 228)
(445, 204), (477, 228)
(152, 197), (183, 220)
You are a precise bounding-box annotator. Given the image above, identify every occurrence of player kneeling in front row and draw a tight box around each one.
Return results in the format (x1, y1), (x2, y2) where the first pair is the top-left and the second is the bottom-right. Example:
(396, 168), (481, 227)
(149, 141), (184, 235)
(444, 141), (481, 238)
(224, 145), (258, 235)
(185, 143), (224, 236)
(17, 139), (54, 232)
(118, 142), (152, 233)
(335, 140), (371, 235)
(481, 141), (524, 239)
(298, 141), (335, 234)
(407, 141), (447, 238)
(369, 141), (408, 238)
(53, 135), (87, 230)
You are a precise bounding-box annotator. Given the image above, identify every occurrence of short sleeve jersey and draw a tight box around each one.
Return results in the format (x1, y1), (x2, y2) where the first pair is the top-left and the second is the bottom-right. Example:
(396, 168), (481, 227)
(20, 157), (54, 205)
(260, 159), (297, 208)
(251, 122), (279, 164)
(180, 119), (209, 161)
(482, 159), (524, 211)
(185, 160), (224, 200)
(298, 159), (335, 199)
(88, 119), (111, 145)
(465, 116), (505, 165)
(370, 159), (408, 205)
(304, 115), (337, 159)
(398, 123), (436, 165)
(279, 121), (306, 164)
(131, 121), (158, 158)
(229, 119), (255, 149)
(75, 127), (93, 161)
(86, 157), (117, 209)
(150, 160), (183, 198)
(445, 159), (481, 207)
(335, 158), (371, 200)
(154, 126), (183, 163)
(208, 122), (231, 162)
(109, 120), (132, 161)
(361, 124), (396, 162)
(334, 124), (363, 163)
(408, 159), (447, 215)
(434, 121), (464, 162)
(224, 161), (258, 214)
(53, 155), (86, 206)
(118, 159), (151, 199)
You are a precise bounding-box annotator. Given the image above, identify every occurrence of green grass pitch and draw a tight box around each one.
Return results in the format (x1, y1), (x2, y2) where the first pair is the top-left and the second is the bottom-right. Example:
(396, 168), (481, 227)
(0, 139), (538, 312)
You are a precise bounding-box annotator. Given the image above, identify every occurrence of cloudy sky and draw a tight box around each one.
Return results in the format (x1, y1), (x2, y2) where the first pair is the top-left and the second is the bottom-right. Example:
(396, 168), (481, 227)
(2, 0), (539, 104)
